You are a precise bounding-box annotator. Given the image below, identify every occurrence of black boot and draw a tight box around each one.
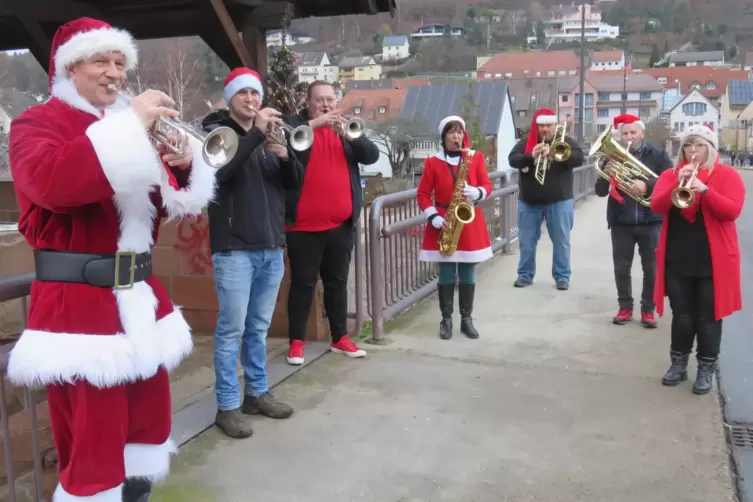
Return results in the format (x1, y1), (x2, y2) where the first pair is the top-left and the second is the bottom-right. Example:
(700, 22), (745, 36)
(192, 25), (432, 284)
(458, 284), (479, 339)
(661, 351), (689, 386)
(123, 478), (152, 502)
(692, 357), (717, 395)
(437, 284), (454, 340)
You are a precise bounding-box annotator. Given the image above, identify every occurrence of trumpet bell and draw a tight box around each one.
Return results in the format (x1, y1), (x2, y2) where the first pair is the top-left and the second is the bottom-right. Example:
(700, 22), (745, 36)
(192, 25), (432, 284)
(203, 126), (239, 168)
(345, 117), (365, 139)
(551, 141), (571, 162)
(289, 124), (314, 151)
(671, 187), (695, 208)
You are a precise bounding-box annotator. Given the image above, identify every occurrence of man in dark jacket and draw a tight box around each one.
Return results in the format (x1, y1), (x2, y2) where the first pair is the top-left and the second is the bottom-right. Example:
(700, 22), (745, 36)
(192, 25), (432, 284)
(508, 107), (584, 291)
(594, 114), (673, 327)
(203, 68), (303, 439)
(282, 80), (380, 366)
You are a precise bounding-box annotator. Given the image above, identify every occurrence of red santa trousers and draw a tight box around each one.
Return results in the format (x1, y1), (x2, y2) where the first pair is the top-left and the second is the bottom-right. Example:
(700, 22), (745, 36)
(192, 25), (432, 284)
(48, 368), (176, 500)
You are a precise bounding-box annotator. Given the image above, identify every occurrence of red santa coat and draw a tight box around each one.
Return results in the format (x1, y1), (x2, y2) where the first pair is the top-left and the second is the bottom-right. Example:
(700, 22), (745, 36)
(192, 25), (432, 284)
(651, 161), (745, 321)
(7, 79), (217, 389)
(417, 150), (493, 263)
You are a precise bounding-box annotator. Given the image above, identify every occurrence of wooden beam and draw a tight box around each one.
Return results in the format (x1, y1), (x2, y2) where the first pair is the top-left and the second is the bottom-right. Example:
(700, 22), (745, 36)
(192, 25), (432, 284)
(248, 1), (295, 30)
(0, 0), (101, 20)
(17, 17), (51, 69)
(206, 0), (252, 68)
(240, 24), (268, 78)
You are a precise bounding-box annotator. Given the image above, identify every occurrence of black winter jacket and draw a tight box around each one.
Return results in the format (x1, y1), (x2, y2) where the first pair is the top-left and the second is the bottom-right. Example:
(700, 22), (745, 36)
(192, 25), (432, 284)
(508, 136), (585, 205)
(594, 142), (673, 227)
(283, 110), (380, 227)
(202, 110), (303, 254)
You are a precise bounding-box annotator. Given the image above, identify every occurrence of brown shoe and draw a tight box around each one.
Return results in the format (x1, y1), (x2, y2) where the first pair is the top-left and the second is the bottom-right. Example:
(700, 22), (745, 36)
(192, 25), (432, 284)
(242, 392), (294, 419)
(215, 408), (254, 439)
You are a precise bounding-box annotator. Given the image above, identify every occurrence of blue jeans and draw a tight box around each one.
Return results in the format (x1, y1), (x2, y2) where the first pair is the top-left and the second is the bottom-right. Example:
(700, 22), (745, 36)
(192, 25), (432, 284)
(212, 248), (284, 411)
(516, 199), (574, 284)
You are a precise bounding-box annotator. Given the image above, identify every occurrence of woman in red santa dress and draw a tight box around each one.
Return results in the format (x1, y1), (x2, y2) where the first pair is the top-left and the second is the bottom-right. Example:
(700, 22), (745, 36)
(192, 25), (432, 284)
(7, 17), (217, 502)
(417, 115), (493, 340)
(651, 124), (745, 396)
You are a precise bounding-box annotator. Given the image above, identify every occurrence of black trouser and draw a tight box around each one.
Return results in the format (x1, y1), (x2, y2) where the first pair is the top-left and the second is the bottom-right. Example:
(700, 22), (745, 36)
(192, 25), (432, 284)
(666, 266), (722, 359)
(286, 222), (355, 343)
(610, 223), (660, 311)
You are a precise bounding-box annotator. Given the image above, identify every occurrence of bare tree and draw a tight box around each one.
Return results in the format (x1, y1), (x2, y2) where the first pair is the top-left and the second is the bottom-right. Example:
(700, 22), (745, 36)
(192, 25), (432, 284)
(162, 43), (201, 118)
(367, 118), (430, 179)
(0, 133), (10, 180)
(644, 118), (673, 151)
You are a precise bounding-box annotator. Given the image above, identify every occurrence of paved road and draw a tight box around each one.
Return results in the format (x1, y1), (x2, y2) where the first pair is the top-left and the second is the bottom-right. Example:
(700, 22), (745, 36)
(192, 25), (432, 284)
(153, 195), (735, 502)
(718, 170), (753, 501)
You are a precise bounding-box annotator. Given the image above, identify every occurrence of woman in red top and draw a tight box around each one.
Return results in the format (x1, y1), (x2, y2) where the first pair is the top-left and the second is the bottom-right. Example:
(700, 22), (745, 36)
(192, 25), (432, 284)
(650, 124), (745, 395)
(417, 115), (493, 340)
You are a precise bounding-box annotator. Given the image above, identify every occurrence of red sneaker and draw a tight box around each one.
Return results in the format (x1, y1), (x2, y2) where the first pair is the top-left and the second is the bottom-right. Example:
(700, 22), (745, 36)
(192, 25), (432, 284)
(330, 335), (367, 358)
(287, 340), (306, 365)
(613, 308), (633, 325)
(641, 311), (658, 329)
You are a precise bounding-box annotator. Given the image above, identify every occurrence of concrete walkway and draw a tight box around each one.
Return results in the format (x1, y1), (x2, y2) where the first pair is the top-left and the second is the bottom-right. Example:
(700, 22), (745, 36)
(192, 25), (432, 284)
(153, 196), (735, 502)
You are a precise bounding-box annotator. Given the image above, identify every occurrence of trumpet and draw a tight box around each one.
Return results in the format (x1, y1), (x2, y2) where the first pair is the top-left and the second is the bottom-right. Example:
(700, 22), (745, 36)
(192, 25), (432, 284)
(333, 115), (365, 140)
(671, 155), (700, 208)
(534, 122), (571, 185)
(245, 104), (314, 151)
(107, 84), (239, 169)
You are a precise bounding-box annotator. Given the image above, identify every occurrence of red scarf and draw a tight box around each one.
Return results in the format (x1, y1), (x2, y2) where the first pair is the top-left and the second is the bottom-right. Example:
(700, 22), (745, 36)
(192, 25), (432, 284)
(608, 168), (625, 204)
(673, 160), (714, 223)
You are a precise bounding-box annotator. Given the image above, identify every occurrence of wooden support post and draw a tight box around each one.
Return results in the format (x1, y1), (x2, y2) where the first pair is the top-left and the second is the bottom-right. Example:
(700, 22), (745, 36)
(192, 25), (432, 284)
(241, 24), (268, 77)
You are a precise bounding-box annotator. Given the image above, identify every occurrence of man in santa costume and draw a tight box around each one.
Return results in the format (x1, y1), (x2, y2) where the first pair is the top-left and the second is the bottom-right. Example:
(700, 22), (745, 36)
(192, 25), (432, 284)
(417, 115), (493, 340)
(508, 108), (584, 290)
(594, 113), (672, 327)
(7, 17), (216, 501)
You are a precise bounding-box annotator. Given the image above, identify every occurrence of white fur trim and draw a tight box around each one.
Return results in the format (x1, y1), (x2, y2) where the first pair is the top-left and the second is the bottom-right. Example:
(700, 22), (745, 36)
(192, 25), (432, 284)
(51, 78), (129, 117)
(431, 149), (476, 165)
(53, 483), (122, 501)
(54, 27), (138, 83)
(423, 206), (438, 218)
(86, 108), (163, 195)
(419, 247), (493, 263)
(536, 115), (558, 125)
(124, 438), (178, 482)
(478, 187), (487, 200)
(223, 73), (264, 105)
(682, 124), (718, 150)
(159, 135), (218, 219)
(438, 115), (465, 134)
(619, 120), (645, 130)
(7, 309), (193, 389)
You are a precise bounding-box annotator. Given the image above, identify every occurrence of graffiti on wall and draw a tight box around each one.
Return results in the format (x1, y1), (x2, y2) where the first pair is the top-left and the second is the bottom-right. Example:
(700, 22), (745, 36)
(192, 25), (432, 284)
(173, 216), (212, 275)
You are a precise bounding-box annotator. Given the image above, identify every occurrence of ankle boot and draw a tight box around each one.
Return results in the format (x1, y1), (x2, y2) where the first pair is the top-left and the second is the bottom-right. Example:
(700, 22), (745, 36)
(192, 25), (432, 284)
(458, 284), (479, 339)
(661, 351), (689, 386)
(692, 357), (717, 395)
(123, 478), (152, 502)
(437, 284), (454, 340)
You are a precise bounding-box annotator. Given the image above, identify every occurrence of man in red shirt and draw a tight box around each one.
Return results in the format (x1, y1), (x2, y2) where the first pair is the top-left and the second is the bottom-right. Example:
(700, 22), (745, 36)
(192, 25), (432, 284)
(283, 81), (380, 364)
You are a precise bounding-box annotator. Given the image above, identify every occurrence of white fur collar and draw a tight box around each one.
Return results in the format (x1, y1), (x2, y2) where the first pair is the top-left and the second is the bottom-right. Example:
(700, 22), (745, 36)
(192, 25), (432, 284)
(50, 78), (130, 117)
(431, 149), (476, 166)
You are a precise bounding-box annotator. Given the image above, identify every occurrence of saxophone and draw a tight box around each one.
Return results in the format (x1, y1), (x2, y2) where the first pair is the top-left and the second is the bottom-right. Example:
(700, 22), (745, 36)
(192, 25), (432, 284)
(438, 148), (476, 256)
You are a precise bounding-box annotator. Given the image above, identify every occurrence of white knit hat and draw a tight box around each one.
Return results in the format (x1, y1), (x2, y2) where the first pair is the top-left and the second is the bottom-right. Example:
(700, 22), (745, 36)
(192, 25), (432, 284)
(682, 124), (718, 150)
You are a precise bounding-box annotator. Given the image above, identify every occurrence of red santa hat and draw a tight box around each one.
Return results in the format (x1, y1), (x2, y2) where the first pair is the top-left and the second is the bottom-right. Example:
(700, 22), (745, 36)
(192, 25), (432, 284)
(49, 17), (138, 88)
(438, 115), (470, 149)
(524, 108), (557, 153)
(682, 124), (718, 150)
(613, 113), (645, 130)
(224, 68), (265, 106)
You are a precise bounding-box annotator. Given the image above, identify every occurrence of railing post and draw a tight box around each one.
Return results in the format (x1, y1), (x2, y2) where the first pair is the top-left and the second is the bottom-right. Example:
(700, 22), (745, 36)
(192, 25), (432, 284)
(348, 214), (365, 337)
(368, 199), (386, 342)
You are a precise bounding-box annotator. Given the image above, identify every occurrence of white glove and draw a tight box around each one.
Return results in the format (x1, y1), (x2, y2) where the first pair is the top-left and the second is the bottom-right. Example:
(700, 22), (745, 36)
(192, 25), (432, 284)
(430, 215), (446, 230)
(462, 183), (484, 202)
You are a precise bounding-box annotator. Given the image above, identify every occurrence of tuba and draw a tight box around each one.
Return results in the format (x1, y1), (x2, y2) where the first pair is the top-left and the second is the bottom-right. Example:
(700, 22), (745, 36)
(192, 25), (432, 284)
(107, 84), (239, 169)
(590, 125), (658, 207)
(439, 148), (476, 256)
(534, 122), (572, 185)
(671, 155), (700, 208)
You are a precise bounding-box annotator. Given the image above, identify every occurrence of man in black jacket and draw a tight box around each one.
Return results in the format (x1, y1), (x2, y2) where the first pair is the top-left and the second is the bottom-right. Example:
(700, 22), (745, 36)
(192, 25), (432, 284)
(203, 68), (303, 439)
(508, 108), (584, 291)
(282, 80), (380, 366)
(594, 114), (673, 328)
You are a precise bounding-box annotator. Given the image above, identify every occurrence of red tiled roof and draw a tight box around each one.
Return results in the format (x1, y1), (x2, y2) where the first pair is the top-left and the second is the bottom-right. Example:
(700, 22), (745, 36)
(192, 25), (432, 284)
(338, 89), (406, 124)
(640, 67), (751, 98)
(591, 50), (623, 62)
(477, 51), (580, 79)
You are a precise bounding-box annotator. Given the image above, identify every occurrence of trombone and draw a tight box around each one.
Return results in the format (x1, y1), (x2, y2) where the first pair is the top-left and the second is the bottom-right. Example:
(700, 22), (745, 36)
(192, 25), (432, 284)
(671, 155), (700, 208)
(534, 122), (572, 185)
(107, 84), (239, 169)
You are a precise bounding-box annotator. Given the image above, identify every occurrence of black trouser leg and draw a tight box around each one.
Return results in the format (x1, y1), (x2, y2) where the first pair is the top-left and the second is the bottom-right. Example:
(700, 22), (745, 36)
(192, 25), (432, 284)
(319, 223), (355, 343)
(636, 224), (660, 312)
(666, 269), (697, 354)
(693, 276), (721, 395)
(610, 225), (636, 310)
(286, 230), (327, 342)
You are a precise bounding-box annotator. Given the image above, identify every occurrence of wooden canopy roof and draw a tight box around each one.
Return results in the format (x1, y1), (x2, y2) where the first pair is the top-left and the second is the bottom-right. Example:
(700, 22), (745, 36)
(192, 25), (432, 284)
(0, 0), (396, 74)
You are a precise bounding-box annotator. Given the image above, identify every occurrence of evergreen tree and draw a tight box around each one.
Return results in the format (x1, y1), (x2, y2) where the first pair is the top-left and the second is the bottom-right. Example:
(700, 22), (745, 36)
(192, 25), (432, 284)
(460, 80), (485, 151)
(649, 44), (660, 66)
(265, 45), (307, 115)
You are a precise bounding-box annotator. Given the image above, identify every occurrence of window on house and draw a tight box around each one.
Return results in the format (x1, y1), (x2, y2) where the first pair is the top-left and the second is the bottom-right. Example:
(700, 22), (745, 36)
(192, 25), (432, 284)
(657, 77), (667, 84)
(354, 107), (361, 114)
(378, 106), (386, 114)
(597, 124), (607, 132)
(598, 109), (610, 118)
(639, 92), (651, 100)
(706, 82), (716, 89)
(518, 110), (526, 117)
(561, 95), (569, 102)
(682, 102), (707, 116)
(597, 92), (610, 101)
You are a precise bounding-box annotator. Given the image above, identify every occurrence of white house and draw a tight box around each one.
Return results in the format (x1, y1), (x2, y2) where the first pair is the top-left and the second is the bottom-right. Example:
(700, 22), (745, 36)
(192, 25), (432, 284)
(295, 52), (339, 84)
(409, 24), (465, 40)
(0, 88), (37, 134)
(266, 29), (314, 47)
(538, 3), (619, 43)
(590, 50), (626, 72)
(664, 88), (720, 139)
(382, 35), (410, 62)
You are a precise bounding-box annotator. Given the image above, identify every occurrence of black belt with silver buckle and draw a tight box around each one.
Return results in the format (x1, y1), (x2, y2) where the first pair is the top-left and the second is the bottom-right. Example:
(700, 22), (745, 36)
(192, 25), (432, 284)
(34, 249), (153, 290)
